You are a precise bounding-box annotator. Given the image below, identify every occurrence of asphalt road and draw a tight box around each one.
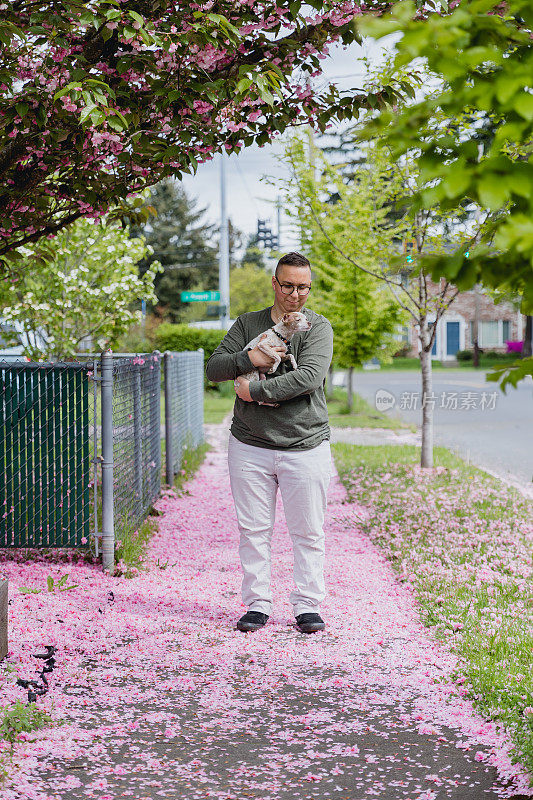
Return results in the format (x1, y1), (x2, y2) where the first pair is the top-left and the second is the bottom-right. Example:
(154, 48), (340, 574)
(336, 368), (533, 493)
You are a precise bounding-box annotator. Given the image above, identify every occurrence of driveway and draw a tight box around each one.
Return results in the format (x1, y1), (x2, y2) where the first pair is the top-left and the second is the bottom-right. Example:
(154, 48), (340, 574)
(334, 369), (533, 493)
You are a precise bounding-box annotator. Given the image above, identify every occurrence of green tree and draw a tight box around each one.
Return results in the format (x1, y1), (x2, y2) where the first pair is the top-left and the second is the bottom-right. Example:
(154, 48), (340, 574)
(359, 0), (533, 389)
(131, 180), (218, 323)
(282, 134), (405, 412)
(0, 218), (161, 360)
(282, 122), (477, 466)
(230, 264), (274, 318)
(240, 234), (267, 270)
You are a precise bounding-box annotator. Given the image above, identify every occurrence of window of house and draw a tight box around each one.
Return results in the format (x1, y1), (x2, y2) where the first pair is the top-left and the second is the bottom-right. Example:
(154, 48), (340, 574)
(470, 320), (512, 348)
(479, 321), (499, 347)
(502, 320), (511, 342)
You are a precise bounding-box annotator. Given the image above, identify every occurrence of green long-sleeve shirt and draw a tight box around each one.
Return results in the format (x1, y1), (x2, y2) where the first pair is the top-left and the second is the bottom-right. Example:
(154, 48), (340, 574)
(205, 305), (333, 450)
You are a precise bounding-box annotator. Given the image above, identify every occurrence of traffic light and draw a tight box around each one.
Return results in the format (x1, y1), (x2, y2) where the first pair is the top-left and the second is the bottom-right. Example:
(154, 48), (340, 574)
(257, 218), (270, 244)
(257, 219), (277, 249)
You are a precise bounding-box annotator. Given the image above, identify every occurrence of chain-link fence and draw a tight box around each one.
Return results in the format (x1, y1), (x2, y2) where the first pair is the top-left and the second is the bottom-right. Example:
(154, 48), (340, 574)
(163, 350), (204, 486)
(111, 352), (162, 537)
(0, 350), (204, 570)
(0, 360), (92, 549)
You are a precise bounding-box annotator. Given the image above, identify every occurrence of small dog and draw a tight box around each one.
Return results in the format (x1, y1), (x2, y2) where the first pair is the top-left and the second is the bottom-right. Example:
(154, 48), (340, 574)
(235, 312), (312, 406)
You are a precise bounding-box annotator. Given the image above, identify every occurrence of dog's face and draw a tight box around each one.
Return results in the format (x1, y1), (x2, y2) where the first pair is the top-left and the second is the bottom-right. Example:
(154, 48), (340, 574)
(280, 312), (312, 333)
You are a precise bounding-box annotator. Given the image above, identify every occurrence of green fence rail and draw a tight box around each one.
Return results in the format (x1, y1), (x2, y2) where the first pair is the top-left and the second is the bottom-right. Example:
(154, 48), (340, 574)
(0, 362), (90, 548)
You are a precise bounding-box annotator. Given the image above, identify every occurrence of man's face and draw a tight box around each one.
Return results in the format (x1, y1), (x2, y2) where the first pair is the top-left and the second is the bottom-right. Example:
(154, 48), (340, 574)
(272, 264), (312, 314)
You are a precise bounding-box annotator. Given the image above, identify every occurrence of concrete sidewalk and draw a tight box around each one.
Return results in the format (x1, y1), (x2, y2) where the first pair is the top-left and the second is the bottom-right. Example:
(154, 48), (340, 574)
(2, 423), (530, 800)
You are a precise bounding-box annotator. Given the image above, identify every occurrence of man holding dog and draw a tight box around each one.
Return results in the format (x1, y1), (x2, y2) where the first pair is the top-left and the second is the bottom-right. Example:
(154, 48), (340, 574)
(206, 252), (334, 634)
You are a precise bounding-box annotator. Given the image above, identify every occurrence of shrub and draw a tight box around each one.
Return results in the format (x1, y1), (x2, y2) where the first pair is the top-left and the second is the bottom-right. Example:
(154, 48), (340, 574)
(456, 349), (473, 361)
(484, 350), (515, 360)
(506, 340), (523, 354)
(0, 701), (52, 752)
(154, 323), (226, 390)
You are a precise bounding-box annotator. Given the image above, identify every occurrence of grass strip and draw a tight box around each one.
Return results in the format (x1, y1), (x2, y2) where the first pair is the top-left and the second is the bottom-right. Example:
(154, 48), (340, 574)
(204, 385), (413, 430)
(326, 388), (413, 430)
(332, 443), (533, 777)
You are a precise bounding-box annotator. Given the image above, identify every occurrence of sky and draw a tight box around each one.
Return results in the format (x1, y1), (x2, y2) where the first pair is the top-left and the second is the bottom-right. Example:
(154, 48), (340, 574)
(180, 34), (397, 260)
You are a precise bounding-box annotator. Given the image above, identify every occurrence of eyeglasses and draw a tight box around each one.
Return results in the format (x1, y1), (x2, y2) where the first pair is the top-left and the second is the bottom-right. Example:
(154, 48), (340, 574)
(275, 276), (311, 296)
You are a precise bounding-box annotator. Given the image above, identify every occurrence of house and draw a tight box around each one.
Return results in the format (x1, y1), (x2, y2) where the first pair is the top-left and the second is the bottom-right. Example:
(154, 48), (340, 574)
(399, 283), (524, 361)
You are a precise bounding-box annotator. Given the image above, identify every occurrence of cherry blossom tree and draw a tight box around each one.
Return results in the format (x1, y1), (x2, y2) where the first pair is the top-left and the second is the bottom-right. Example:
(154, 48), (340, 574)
(0, 0), (407, 271)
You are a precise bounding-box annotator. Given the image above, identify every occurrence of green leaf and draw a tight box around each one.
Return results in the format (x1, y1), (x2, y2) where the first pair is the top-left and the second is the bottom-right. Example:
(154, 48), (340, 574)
(358, 15), (403, 39)
(441, 165), (470, 199)
(53, 82), (78, 101)
(477, 175), (510, 210)
(486, 357), (533, 392)
(15, 102), (29, 118)
(236, 78), (252, 94)
(79, 104), (96, 123)
(116, 58), (129, 75)
(46, 575), (54, 592)
(495, 76), (523, 104)
(288, 1), (302, 17)
(514, 92), (533, 121)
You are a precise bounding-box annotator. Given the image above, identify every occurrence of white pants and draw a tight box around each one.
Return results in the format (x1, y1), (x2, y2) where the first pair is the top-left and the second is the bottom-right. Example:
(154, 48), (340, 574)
(227, 433), (332, 617)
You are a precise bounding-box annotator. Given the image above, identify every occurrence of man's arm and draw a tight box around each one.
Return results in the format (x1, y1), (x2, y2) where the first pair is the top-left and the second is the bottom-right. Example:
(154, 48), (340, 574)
(248, 318), (333, 404)
(205, 317), (254, 383)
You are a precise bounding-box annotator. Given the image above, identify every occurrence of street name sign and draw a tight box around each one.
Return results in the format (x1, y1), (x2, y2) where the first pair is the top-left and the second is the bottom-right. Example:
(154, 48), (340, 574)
(180, 291), (220, 302)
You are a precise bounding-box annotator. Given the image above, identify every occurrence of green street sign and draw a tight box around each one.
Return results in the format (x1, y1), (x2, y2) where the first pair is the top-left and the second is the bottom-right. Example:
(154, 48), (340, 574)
(180, 290), (220, 302)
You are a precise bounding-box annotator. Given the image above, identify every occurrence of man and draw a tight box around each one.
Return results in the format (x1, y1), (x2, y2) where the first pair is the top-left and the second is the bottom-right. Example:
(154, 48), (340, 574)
(205, 252), (333, 634)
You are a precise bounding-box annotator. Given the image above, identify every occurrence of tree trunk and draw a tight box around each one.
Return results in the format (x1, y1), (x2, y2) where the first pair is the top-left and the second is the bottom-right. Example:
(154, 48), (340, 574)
(419, 334), (434, 469)
(522, 315), (532, 357)
(346, 367), (353, 412)
(472, 283), (480, 368)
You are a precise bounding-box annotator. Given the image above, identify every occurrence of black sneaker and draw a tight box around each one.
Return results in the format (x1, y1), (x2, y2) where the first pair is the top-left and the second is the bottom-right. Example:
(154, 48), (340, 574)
(295, 613), (326, 633)
(236, 611), (269, 632)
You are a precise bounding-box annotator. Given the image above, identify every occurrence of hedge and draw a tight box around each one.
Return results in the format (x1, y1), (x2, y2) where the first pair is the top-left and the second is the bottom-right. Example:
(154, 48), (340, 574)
(154, 324), (226, 382)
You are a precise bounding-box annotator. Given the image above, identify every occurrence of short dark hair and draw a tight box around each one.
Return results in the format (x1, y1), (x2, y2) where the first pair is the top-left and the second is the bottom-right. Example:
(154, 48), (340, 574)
(275, 252), (311, 278)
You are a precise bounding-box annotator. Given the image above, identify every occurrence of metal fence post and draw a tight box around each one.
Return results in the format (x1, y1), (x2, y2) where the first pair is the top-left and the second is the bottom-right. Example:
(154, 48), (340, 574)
(164, 351), (173, 486)
(133, 360), (143, 515)
(153, 350), (162, 487)
(197, 348), (204, 447)
(100, 349), (115, 572)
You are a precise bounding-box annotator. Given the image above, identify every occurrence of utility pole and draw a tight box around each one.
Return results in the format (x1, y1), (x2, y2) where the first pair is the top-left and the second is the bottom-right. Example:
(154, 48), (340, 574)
(219, 152), (230, 329)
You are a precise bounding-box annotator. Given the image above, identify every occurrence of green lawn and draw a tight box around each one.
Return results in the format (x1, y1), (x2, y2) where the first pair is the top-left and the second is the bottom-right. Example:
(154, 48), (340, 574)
(332, 442), (533, 777)
(326, 388), (413, 430)
(202, 386), (413, 430)
(352, 356), (518, 371)
(204, 382), (235, 424)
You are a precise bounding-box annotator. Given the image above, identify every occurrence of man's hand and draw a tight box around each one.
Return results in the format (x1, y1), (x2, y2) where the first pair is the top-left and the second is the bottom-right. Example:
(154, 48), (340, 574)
(235, 378), (253, 402)
(248, 334), (285, 371)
